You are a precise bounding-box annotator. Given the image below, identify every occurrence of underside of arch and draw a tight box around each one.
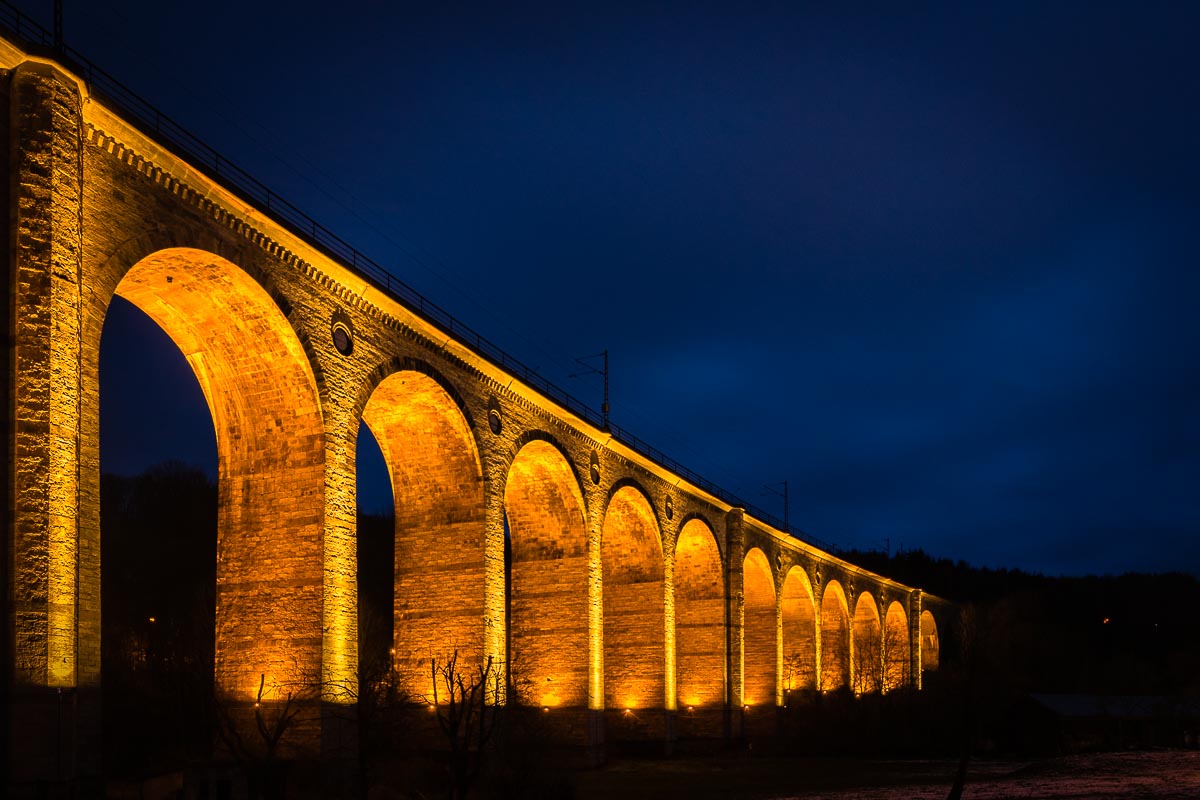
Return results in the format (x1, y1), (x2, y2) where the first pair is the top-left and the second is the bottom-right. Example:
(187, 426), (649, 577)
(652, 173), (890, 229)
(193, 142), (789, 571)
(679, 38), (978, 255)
(852, 592), (882, 694)
(921, 609), (940, 672)
(362, 370), (484, 699)
(674, 519), (724, 708)
(504, 439), (588, 707)
(781, 566), (816, 693)
(742, 547), (776, 706)
(112, 247), (326, 701)
(601, 485), (664, 709)
(820, 580), (849, 691)
(884, 600), (911, 692)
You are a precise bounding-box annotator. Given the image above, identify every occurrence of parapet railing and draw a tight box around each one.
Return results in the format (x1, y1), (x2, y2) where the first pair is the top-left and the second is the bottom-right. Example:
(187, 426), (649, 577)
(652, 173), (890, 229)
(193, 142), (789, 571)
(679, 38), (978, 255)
(0, 1), (839, 554)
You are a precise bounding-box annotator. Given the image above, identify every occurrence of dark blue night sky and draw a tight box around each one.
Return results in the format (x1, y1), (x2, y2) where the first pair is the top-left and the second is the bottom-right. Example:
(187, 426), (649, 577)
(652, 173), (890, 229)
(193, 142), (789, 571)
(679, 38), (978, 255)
(30, 1), (1198, 576)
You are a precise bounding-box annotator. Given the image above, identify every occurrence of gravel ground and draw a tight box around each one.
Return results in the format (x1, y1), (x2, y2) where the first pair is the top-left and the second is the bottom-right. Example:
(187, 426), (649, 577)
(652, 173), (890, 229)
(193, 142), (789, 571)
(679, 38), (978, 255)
(796, 751), (1200, 800)
(576, 750), (1200, 800)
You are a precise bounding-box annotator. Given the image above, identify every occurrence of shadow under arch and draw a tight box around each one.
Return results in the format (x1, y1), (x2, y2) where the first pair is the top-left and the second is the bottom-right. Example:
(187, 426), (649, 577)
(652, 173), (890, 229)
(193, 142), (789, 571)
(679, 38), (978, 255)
(820, 580), (850, 691)
(103, 246), (327, 703)
(781, 565), (817, 693)
(742, 547), (776, 706)
(852, 592), (882, 694)
(360, 366), (485, 698)
(884, 600), (911, 692)
(503, 435), (588, 708)
(674, 517), (724, 708)
(601, 483), (664, 710)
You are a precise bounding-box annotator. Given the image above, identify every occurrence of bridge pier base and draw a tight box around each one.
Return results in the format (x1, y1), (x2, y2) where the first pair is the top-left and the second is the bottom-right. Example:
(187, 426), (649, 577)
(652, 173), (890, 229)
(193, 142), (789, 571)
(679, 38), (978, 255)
(585, 708), (605, 767)
(664, 709), (678, 756)
(6, 685), (102, 799)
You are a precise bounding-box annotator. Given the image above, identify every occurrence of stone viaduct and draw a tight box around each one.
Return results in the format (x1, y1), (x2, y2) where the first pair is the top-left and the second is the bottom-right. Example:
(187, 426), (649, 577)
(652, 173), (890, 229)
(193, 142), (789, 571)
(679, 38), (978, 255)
(2, 28), (948, 789)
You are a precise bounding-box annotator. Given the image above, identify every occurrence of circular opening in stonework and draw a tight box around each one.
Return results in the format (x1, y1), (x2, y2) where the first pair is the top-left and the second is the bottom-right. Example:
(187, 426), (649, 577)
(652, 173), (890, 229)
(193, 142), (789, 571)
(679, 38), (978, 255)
(332, 321), (353, 355)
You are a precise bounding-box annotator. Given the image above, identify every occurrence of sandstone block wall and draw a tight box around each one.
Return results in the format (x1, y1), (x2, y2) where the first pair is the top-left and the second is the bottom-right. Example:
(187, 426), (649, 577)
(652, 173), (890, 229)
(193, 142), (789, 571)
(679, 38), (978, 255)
(3, 43), (944, 788)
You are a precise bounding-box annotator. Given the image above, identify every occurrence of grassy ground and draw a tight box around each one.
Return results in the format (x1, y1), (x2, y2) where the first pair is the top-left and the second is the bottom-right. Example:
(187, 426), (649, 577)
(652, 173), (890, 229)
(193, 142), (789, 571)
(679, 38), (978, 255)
(571, 750), (1200, 800)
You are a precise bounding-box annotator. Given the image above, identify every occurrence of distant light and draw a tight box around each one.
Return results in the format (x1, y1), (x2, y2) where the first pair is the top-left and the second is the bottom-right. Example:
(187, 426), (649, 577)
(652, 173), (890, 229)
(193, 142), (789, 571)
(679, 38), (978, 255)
(742, 704), (750, 711)
(427, 704), (436, 712)
(1103, 618), (1110, 624)
(542, 706), (549, 713)
(148, 617), (156, 624)
(687, 706), (694, 714)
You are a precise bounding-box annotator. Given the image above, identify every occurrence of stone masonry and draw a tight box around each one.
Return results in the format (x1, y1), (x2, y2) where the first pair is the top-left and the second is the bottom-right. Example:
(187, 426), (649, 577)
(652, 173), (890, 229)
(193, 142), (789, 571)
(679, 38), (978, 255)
(2, 38), (949, 790)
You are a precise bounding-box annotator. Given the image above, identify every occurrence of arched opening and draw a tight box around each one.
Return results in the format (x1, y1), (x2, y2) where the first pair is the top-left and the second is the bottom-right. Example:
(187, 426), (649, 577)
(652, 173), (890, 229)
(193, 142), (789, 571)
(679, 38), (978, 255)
(820, 580), (850, 691)
(99, 290), (218, 775)
(884, 601), (911, 692)
(355, 424), (395, 694)
(852, 593), (882, 694)
(99, 248), (326, 772)
(362, 370), (485, 699)
(110, 249), (325, 698)
(504, 439), (588, 708)
(781, 566), (816, 695)
(601, 484), (665, 710)
(921, 609), (940, 672)
(742, 548), (776, 706)
(674, 518), (724, 709)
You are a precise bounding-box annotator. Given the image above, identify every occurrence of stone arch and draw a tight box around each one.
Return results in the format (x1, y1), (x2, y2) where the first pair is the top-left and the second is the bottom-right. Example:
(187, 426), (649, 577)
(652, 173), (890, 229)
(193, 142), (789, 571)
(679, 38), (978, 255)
(921, 609), (940, 672)
(503, 437), (588, 707)
(673, 517), (724, 708)
(354, 355), (476, 430)
(361, 367), (485, 698)
(884, 601), (911, 692)
(852, 593), (882, 694)
(820, 580), (850, 691)
(742, 547), (776, 706)
(601, 483), (665, 709)
(781, 566), (816, 693)
(508, 430), (585, 489)
(102, 247), (327, 702)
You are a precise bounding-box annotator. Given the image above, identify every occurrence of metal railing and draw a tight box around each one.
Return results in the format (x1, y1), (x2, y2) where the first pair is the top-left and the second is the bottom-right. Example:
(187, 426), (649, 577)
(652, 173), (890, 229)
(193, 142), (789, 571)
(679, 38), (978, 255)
(0, 1), (839, 554)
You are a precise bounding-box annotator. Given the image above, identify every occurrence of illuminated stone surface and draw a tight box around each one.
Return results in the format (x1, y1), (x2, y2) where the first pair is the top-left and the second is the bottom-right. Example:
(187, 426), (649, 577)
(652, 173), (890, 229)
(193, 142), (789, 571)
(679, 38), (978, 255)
(781, 566), (817, 692)
(820, 580), (851, 691)
(852, 592), (883, 694)
(1, 39), (946, 783)
(505, 439), (588, 708)
(674, 518), (724, 708)
(921, 609), (940, 673)
(883, 600), (911, 692)
(741, 548), (776, 706)
(601, 484), (665, 711)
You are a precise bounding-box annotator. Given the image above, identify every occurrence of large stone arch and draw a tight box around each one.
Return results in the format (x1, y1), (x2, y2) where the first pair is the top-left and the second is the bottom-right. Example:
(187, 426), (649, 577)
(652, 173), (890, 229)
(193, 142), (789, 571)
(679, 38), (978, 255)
(673, 517), (724, 708)
(101, 247), (327, 702)
(852, 592), (882, 694)
(741, 547), (776, 706)
(781, 566), (816, 694)
(360, 367), (485, 698)
(884, 600), (911, 692)
(601, 482), (665, 710)
(503, 436), (588, 707)
(819, 580), (850, 691)
(921, 609), (940, 673)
